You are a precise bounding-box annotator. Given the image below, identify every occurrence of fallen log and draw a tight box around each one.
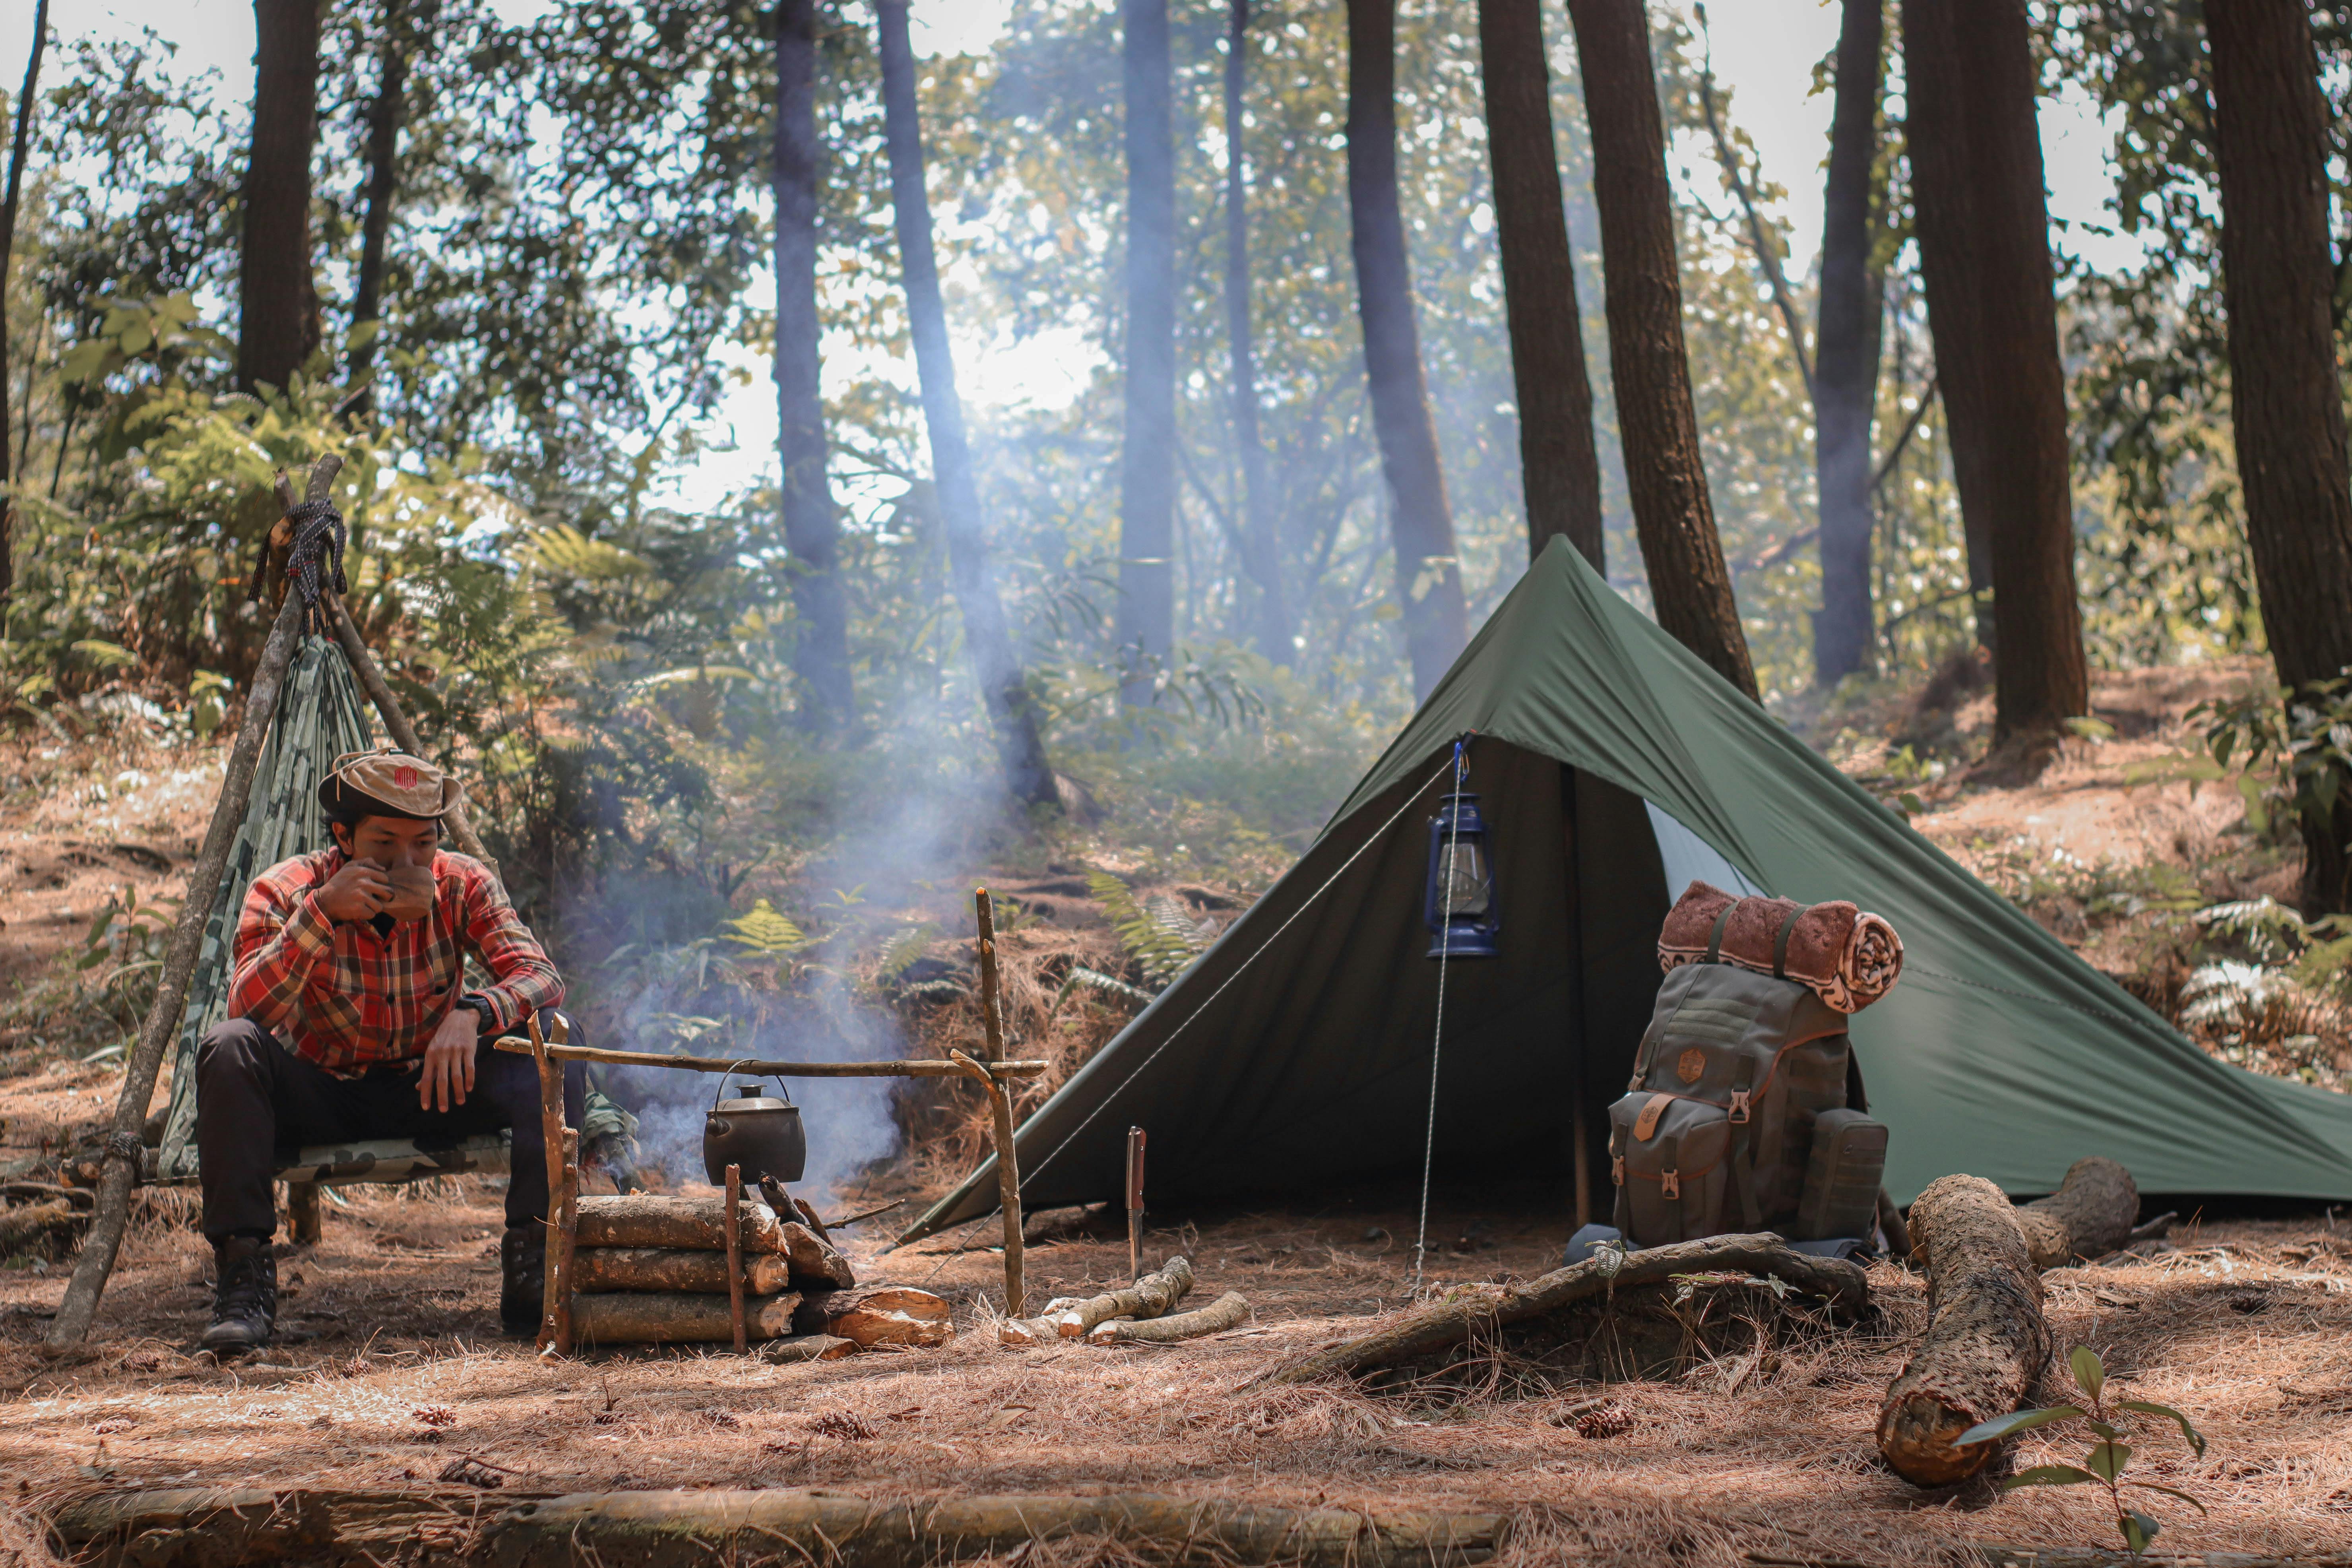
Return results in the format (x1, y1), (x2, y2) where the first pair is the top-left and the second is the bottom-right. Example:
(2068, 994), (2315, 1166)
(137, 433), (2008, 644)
(779, 1221), (856, 1289)
(52, 1487), (1509, 1568)
(793, 1285), (954, 1349)
(758, 1333), (857, 1364)
(1251, 1233), (1869, 1388)
(1876, 1173), (2051, 1487)
(0, 1198), (87, 1255)
(1089, 1291), (1249, 1344)
(998, 1296), (1083, 1347)
(2014, 1156), (2137, 1270)
(574, 1290), (801, 1345)
(572, 1247), (794, 1297)
(574, 1194), (784, 1254)
(1054, 1256), (1194, 1338)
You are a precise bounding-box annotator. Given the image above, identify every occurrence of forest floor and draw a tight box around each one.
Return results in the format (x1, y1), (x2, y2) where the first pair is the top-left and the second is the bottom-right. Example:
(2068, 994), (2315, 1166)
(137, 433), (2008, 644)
(4, 658), (2351, 1564)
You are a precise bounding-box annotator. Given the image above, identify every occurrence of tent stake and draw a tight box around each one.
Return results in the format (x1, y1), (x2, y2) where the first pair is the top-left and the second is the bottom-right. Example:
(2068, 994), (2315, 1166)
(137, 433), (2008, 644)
(45, 587), (311, 1352)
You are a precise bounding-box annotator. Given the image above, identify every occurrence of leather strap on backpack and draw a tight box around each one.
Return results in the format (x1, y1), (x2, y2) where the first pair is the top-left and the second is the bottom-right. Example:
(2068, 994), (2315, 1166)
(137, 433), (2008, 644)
(1772, 906), (1803, 979)
(1704, 903), (1736, 963)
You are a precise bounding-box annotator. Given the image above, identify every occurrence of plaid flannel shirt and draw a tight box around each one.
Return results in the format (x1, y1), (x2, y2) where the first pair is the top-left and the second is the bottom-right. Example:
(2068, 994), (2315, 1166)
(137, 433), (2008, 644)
(227, 848), (564, 1075)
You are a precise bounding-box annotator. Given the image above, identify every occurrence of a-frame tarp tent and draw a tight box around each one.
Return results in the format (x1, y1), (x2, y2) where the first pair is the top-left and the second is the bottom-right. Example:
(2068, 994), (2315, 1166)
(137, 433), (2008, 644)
(907, 537), (2352, 1240)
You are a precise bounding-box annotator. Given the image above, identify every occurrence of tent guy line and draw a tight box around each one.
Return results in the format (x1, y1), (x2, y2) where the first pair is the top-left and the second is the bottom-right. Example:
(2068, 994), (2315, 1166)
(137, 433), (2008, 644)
(1414, 737), (1474, 1291)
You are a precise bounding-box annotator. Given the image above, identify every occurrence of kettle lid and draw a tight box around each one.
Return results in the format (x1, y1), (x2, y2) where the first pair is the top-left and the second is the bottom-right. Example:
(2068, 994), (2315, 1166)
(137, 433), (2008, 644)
(713, 1093), (796, 1113)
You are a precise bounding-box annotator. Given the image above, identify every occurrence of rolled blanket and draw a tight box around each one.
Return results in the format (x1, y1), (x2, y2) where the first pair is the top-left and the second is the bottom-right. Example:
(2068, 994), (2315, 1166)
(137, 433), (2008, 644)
(1658, 881), (1904, 1014)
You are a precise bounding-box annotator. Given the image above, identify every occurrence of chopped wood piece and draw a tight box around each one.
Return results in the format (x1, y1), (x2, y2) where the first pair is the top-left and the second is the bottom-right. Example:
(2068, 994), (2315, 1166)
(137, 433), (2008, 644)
(1088, 1291), (1249, 1344)
(1251, 1233), (1869, 1387)
(790, 1195), (830, 1240)
(2013, 1156), (2138, 1270)
(574, 1291), (802, 1345)
(795, 1285), (954, 1349)
(1876, 1174), (2051, 1487)
(1054, 1256), (1194, 1338)
(780, 1221), (857, 1289)
(758, 1333), (857, 1364)
(575, 1194), (785, 1254)
(573, 1247), (794, 1297)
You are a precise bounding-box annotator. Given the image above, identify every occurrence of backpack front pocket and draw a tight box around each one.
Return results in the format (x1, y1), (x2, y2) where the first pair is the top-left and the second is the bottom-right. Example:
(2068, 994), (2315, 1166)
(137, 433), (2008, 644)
(1608, 1092), (1732, 1247)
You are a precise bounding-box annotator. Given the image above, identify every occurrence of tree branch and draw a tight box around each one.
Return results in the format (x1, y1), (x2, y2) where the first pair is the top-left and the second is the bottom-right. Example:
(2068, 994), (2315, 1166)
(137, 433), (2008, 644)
(1696, 30), (1813, 400)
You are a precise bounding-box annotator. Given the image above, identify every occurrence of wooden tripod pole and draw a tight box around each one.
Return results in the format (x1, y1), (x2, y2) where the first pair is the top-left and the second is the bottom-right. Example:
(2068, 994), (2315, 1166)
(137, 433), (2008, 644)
(45, 588), (310, 1351)
(970, 888), (1022, 1314)
(327, 596), (501, 890)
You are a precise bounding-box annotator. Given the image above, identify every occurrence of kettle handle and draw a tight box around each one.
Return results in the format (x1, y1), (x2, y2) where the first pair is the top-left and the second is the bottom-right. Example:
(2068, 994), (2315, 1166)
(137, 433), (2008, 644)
(710, 1061), (795, 1109)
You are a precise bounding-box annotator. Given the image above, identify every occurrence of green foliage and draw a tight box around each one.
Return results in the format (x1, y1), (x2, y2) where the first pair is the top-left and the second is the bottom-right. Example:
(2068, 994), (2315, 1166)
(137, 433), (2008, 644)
(723, 899), (812, 957)
(1084, 868), (1214, 991)
(1961, 1345), (2206, 1556)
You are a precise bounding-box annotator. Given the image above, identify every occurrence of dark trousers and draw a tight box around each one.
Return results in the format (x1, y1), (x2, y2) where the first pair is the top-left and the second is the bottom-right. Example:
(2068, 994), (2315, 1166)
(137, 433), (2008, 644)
(196, 1013), (586, 1239)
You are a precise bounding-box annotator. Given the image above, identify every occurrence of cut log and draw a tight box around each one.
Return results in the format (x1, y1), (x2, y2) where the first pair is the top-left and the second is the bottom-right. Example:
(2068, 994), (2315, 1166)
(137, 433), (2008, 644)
(2014, 1156), (2137, 1270)
(998, 1296), (1082, 1347)
(1252, 1233), (1869, 1387)
(790, 1195), (829, 1240)
(574, 1291), (801, 1345)
(794, 1285), (954, 1349)
(1054, 1255), (1194, 1338)
(759, 1333), (857, 1364)
(780, 1220), (857, 1289)
(1089, 1291), (1249, 1344)
(574, 1194), (784, 1254)
(53, 1487), (1509, 1568)
(573, 1247), (794, 1297)
(1876, 1173), (2051, 1487)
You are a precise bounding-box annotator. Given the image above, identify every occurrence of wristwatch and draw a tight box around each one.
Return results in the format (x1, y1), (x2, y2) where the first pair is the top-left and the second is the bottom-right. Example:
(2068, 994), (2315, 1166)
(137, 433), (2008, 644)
(456, 995), (499, 1035)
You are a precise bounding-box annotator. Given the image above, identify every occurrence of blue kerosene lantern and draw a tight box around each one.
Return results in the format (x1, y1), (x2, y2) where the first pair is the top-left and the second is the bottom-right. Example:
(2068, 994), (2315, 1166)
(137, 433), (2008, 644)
(1423, 791), (1499, 958)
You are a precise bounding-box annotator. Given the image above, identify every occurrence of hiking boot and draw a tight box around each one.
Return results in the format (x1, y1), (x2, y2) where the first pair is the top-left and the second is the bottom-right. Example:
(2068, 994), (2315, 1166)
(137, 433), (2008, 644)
(201, 1236), (277, 1352)
(500, 1226), (544, 1338)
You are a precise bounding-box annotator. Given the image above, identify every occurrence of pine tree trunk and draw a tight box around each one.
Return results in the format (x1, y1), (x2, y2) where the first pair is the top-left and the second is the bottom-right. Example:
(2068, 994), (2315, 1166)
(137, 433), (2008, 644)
(345, 0), (411, 409)
(1345, 0), (1470, 699)
(2205, 0), (2352, 917)
(240, 0), (324, 394)
(1811, 0), (1883, 687)
(874, 1), (1057, 812)
(1225, 0), (1289, 664)
(1477, 0), (1604, 571)
(0, 0), (47, 608)
(1564, 0), (1757, 700)
(1118, 0), (1178, 701)
(1900, 0), (2086, 748)
(776, 0), (854, 731)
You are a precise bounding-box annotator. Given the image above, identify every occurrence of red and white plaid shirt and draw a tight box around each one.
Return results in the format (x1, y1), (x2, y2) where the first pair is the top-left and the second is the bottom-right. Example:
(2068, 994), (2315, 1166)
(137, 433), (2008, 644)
(227, 848), (564, 1075)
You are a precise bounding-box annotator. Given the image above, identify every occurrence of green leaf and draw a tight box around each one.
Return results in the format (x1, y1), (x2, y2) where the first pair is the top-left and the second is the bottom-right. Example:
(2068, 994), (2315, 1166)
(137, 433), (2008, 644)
(2002, 1465), (2099, 1490)
(1897, 791), (1925, 818)
(2063, 715), (2116, 741)
(71, 639), (139, 669)
(2083, 1440), (2131, 1482)
(2121, 1512), (2161, 1554)
(721, 899), (809, 956)
(2117, 1400), (2207, 1459)
(2124, 1481), (2209, 1515)
(1954, 1406), (2083, 1446)
(2070, 1345), (2106, 1401)
(60, 338), (113, 382)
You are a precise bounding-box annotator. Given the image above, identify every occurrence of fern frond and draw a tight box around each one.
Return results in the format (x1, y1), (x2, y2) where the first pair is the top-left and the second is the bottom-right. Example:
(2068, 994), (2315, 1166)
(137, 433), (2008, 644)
(1054, 966), (1156, 1009)
(876, 923), (939, 984)
(723, 899), (809, 956)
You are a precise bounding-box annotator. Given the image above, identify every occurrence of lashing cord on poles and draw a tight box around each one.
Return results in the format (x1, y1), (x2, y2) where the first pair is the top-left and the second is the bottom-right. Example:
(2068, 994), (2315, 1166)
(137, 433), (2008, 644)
(1412, 737), (1468, 1294)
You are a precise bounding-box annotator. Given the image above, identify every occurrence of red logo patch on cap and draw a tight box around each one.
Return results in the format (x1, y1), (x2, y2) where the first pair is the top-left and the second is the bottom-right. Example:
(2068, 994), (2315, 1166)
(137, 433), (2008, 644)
(394, 765), (419, 789)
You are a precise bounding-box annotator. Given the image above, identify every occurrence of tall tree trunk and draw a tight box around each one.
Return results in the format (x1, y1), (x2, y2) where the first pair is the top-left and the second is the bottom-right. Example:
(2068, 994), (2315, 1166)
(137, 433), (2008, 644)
(240, 0), (324, 394)
(1225, 0), (1289, 664)
(874, 0), (1057, 812)
(1811, 0), (1884, 686)
(1901, 0), (2086, 747)
(1477, 0), (1605, 571)
(1345, 0), (1470, 699)
(0, 0), (48, 609)
(1564, 0), (1756, 698)
(1117, 0), (1178, 702)
(2205, 0), (2352, 916)
(346, 0), (417, 409)
(776, 0), (853, 731)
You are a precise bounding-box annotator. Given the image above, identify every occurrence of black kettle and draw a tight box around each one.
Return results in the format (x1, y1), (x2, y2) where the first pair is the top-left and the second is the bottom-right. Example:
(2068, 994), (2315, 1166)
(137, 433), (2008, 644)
(703, 1075), (806, 1186)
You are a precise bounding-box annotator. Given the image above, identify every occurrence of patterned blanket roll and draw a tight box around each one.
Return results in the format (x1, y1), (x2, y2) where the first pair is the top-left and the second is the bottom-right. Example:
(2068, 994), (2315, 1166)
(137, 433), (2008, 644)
(1656, 880), (1905, 1014)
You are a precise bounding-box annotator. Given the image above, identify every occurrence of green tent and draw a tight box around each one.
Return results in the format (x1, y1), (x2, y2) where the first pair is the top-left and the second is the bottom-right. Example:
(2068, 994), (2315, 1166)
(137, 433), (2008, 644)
(907, 538), (2352, 1240)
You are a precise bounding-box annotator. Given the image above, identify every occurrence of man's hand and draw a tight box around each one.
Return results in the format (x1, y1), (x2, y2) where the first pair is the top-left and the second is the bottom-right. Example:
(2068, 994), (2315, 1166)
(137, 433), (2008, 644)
(418, 1006), (478, 1113)
(316, 858), (394, 923)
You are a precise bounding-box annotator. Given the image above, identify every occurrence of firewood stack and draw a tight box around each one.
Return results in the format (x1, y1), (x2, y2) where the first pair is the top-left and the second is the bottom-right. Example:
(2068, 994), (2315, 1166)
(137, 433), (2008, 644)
(568, 1194), (952, 1355)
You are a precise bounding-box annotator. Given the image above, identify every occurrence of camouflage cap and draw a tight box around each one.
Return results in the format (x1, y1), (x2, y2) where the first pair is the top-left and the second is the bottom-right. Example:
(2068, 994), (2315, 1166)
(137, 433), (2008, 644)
(316, 744), (462, 821)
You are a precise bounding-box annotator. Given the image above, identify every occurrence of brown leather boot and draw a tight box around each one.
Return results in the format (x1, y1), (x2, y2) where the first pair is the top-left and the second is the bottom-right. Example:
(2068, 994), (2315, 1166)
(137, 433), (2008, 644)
(201, 1236), (277, 1352)
(500, 1227), (543, 1338)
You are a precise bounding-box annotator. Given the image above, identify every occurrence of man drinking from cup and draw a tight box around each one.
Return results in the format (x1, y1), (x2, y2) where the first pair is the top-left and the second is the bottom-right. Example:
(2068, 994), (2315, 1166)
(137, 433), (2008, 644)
(193, 746), (581, 1350)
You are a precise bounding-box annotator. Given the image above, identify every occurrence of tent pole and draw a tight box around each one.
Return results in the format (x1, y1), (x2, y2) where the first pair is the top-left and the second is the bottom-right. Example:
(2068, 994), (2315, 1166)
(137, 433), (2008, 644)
(327, 597), (503, 890)
(45, 589), (310, 1352)
(1563, 765), (1591, 1231)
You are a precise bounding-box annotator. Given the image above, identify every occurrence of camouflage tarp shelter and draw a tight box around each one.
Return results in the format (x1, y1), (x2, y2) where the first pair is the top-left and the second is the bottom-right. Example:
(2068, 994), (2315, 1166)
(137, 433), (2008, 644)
(907, 537), (2352, 1240)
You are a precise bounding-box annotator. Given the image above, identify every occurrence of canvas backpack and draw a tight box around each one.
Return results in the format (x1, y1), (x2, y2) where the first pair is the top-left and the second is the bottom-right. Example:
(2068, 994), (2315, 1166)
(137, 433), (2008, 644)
(1607, 911), (1887, 1248)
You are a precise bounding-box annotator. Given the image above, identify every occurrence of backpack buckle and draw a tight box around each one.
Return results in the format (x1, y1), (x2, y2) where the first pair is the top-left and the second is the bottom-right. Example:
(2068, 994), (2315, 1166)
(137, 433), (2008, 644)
(1729, 1090), (1751, 1124)
(1661, 1169), (1681, 1200)
(1611, 1155), (1625, 1185)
